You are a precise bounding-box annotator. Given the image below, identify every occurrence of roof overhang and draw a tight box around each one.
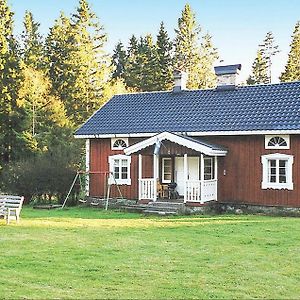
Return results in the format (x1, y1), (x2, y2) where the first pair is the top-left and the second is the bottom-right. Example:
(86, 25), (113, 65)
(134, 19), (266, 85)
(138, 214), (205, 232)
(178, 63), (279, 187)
(124, 132), (227, 156)
(74, 129), (300, 139)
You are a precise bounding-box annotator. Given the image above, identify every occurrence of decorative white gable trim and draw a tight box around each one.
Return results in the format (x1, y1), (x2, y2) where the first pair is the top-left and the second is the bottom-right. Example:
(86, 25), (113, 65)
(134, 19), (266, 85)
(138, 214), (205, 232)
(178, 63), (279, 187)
(265, 135), (290, 149)
(124, 132), (227, 156)
(261, 153), (294, 190)
(111, 137), (128, 150)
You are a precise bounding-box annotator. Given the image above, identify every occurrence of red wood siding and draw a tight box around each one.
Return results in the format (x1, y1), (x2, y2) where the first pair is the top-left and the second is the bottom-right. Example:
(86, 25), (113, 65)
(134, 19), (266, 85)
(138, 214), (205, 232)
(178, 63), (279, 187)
(89, 135), (300, 207)
(206, 135), (300, 207)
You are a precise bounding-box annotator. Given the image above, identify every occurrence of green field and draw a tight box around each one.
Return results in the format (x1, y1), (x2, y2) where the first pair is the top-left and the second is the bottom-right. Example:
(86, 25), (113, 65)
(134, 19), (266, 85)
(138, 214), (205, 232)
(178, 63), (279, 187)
(1, 207), (300, 299)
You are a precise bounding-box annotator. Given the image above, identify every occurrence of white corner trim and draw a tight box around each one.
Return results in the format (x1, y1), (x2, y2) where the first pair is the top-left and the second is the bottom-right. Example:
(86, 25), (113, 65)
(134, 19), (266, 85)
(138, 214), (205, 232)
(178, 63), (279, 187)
(124, 132), (227, 156)
(85, 139), (90, 196)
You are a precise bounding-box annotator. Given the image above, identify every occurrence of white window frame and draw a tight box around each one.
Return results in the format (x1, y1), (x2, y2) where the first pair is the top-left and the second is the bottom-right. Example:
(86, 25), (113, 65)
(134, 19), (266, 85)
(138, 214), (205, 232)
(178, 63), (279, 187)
(261, 153), (293, 190)
(108, 155), (131, 185)
(204, 157), (215, 180)
(111, 138), (129, 150)
(265, 135), (290, 150)
(162, 157), (172, 183)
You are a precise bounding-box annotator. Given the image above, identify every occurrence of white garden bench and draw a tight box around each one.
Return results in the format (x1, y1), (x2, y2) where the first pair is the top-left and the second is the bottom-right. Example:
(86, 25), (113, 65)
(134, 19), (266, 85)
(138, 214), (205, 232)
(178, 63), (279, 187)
(0, 195), (24, 224)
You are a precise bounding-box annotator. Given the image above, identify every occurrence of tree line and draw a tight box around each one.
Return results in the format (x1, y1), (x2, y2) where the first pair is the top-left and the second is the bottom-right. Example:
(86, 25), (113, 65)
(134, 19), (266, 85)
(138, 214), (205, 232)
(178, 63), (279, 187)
(0, 0), (299, 202)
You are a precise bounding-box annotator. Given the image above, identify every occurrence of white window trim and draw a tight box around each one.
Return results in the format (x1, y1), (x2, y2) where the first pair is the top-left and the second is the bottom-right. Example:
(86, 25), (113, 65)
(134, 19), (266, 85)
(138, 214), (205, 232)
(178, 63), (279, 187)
(261, 153), (293, 190)
(108, 155), (131, 185)
(111, 138), (129, 150)
(162, 157), (172, 183)
(265, 135), (290, 150)
(204, 157), (214, 180)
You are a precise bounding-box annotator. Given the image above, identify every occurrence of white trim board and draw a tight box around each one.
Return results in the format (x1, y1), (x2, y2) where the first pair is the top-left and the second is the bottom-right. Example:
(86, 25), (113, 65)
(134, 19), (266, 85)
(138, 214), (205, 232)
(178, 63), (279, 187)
(74, 130), (300, 139)
(124, 131), (227, 156)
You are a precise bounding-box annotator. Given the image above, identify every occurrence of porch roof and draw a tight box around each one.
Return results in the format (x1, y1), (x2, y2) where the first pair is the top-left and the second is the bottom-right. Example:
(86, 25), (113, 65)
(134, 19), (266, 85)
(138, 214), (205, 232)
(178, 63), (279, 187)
(124, 132), (227, 156)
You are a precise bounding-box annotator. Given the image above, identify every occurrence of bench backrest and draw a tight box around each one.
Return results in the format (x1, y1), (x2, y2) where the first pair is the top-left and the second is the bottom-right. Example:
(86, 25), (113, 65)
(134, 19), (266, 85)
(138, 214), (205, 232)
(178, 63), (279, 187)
(0, 195), (24, 210)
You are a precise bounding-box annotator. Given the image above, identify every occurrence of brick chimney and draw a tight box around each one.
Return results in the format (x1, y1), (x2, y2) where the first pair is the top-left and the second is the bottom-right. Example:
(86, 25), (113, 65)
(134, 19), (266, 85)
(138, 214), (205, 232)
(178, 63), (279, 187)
(173, 70), (188, 93)
(214, 64), (241, 90)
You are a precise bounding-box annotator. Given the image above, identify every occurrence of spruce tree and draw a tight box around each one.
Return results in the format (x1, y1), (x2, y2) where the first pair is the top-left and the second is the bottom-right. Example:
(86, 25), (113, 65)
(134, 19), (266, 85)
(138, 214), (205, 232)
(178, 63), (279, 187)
(112, 41), (127, 79)
(247, 49), (269, 85)
(280, 21), (300, 82)
(260, 32), (280, 83)
(195, 33), (218, 89)
(156, 22), (173, 90)
(0, 0), (25, 163)
(174, 4), (202, 88)
(21, 11), (44, 70)
(248, 32), (279, 84)
(46, 0), (110, 127)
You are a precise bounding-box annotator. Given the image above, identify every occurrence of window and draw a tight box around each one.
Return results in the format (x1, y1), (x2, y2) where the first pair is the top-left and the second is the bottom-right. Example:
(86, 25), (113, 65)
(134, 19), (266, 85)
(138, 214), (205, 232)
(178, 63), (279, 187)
(204, 157), (215, 180)
(108, 155), (131, 185)
(261, 153), (293, 190)
(265, 135), (289, 149)
(111, 138), (128, 150)
(162, 158), (172, 183)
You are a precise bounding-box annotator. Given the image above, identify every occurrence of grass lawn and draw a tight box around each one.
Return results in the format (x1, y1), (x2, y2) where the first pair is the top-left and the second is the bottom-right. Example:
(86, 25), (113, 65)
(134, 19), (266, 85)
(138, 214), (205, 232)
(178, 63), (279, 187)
(1, 207), (300, 299)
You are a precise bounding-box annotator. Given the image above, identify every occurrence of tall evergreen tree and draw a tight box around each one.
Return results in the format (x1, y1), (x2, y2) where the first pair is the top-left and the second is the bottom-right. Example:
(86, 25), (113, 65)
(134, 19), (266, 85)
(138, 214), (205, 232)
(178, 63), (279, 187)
(195, 33), (218, 89)
(260, 31), (280, 83)
(21, 11), (44, 70)
(248, 32), (279, 84)
(0, 0), (25, 163)
(46, 0), (110, 127)
(280, 21), (300, 82)
(156, 22), (173, 90)
(174, 4), (202, 88)
(112, 41), (127, 79)
(247, 49), (269, 85)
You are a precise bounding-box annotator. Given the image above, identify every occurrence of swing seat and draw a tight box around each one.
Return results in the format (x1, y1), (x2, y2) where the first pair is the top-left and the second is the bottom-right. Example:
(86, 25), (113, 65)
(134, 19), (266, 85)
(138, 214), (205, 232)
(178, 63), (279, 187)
(78, 199), (87, 203)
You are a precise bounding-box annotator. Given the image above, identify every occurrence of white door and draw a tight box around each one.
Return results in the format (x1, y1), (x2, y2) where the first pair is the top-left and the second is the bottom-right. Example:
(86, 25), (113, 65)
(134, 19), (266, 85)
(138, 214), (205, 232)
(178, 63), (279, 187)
(175, 157), (199, 196)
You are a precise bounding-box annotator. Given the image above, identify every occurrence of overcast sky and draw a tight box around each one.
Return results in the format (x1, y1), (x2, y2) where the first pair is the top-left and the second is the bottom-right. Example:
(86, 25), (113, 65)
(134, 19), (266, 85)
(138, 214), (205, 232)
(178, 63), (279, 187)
(9, 0), (300, 83)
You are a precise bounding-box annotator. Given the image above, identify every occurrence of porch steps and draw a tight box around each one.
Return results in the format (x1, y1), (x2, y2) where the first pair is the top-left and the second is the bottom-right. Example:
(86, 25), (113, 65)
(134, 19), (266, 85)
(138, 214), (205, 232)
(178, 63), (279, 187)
(143, 201), (185, 216)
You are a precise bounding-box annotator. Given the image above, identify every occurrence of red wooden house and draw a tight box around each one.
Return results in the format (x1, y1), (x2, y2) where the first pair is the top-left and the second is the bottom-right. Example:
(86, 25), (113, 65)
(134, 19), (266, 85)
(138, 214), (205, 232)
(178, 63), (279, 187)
(75, 65), (300, 208)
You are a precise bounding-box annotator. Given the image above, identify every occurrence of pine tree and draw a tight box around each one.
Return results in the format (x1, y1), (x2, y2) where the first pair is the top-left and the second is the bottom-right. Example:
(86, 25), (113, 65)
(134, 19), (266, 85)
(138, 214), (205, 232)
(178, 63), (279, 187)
(247, 49), (269, 85)
(0, 0), (25, 163)
(21, 11), (44, 70)
(174, 4), (202, 88)
(280, 21), (300, 82)
(112, 41), (127, 79)
(156, 22), (173, 90)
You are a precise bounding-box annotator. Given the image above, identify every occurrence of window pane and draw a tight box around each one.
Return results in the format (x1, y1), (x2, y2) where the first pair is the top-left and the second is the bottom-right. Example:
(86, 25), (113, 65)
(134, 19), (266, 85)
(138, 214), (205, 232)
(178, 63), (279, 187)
(204, 158), (213, 180)
(121, 167), (128, 179)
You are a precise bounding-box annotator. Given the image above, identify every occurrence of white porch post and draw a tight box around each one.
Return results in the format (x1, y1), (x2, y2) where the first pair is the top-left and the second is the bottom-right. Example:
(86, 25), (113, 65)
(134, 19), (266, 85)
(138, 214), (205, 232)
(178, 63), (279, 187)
(183, 154), (188, 203)
(214, 156), (218, 201)
(200, 154), (204, 204)
(138, 154), (142, 201)
(153, 154), (159, 201)
(85, 139), (90, 196)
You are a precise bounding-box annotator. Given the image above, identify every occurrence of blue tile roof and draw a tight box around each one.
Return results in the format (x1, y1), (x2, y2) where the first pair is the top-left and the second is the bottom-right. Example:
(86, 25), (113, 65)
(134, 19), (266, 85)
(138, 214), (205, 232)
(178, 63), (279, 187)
(75, 81), (300, 136)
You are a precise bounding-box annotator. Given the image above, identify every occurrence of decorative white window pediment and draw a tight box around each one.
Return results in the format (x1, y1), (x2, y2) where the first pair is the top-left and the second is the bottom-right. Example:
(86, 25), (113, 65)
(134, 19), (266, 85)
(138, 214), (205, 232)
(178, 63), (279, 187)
(108, 155), (131, 185)
(261, 153), (293, 190)
(265, 135), (290, 150)
(111, 138), (128, 150)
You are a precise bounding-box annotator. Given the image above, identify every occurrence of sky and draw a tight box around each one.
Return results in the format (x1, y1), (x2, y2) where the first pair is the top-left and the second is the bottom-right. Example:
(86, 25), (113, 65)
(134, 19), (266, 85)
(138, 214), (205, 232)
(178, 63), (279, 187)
(9, 0), (300, 83)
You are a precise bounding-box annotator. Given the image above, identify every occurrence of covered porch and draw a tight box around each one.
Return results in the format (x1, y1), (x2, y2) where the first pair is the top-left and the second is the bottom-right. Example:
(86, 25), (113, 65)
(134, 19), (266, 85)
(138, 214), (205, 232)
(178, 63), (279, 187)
(125, 132), (227, 204)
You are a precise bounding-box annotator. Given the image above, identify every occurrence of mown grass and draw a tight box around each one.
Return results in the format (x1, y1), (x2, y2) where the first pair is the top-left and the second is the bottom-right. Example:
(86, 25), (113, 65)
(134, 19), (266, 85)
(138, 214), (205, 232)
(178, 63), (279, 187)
(1, 207), (300, 299)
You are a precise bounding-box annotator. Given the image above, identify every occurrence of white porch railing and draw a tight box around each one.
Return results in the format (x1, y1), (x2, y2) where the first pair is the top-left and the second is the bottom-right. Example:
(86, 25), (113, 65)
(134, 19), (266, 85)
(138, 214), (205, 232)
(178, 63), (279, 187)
(185, 179), (217, 203)
(139, 178), (155, 200)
